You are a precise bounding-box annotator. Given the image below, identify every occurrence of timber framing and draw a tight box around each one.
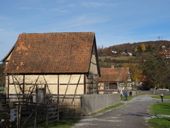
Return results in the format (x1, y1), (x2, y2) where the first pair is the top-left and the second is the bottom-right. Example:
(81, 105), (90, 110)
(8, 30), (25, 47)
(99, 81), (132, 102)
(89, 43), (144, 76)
(3, 32), (100, 127)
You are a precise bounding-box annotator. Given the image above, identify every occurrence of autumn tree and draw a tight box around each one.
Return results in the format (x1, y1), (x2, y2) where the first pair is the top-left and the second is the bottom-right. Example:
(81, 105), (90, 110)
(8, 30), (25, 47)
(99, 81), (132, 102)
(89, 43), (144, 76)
(136, 43), (146, 53)
(123, 64), (141, 81)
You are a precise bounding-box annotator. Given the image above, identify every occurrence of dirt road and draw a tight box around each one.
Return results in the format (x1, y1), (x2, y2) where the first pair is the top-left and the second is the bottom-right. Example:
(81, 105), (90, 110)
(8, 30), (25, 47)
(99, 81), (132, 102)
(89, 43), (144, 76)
(73, 95), (156, 128)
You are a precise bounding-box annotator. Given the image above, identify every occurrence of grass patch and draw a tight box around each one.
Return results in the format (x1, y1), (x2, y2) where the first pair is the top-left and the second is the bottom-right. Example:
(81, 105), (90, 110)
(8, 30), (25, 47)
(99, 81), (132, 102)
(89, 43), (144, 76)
(148, 118), (170, 128)
(149, 103), (170, 128)
(151, 95), (170, 99)
(127, 96), (134, 101)
(41, 120), (79, 128)
(120, 95), (134, 101)
(150, 103), (170, 115)
(111, 56), (137, 61)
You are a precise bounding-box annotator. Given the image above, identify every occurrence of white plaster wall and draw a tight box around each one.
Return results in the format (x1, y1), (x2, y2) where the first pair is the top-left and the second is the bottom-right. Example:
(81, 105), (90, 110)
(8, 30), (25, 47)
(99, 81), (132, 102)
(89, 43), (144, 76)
(6, 74), (84, 95)
(98, 82), (104, 94)
(89, 54), (98, 75)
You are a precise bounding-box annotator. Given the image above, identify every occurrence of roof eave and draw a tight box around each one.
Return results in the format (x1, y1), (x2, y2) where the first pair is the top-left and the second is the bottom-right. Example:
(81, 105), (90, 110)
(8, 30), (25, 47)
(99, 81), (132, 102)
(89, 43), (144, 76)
(5, 71), (89, 75)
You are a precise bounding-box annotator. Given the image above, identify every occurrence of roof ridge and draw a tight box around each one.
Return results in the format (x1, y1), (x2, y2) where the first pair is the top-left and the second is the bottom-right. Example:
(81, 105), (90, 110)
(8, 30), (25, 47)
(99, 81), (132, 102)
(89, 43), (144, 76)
(19, 32), (95, 35)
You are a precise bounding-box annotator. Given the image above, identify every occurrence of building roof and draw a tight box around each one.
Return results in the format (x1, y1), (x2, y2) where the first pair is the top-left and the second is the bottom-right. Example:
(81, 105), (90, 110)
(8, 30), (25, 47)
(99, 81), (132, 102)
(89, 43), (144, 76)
(159, 49), (170, 59)
(4, 32), (99, 74)
(98, 67), (129, 82)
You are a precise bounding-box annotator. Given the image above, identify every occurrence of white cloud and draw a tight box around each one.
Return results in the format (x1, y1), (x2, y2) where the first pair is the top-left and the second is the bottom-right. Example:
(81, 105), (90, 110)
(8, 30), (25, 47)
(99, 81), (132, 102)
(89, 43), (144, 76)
(81, 1), (115, 8)
(49, 8), (68, 14)
(19, 6), (45, 11)
(65, 15), (110, 29)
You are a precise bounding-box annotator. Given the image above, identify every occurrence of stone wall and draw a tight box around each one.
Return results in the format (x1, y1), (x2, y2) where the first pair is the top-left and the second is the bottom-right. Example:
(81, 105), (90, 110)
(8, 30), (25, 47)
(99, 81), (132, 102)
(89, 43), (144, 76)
(81, 94), (120, 115)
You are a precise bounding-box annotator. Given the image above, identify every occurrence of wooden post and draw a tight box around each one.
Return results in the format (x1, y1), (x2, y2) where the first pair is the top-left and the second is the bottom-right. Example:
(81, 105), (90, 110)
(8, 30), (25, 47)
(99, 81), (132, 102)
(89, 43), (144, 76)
(23, 75), (25, 101)
(7, 75), (10, 98)
(84, 75), (86, 94)
(92, 76), (94, 94)
(45, 83), (48, 128)
(45, 104), (48, 128)
(57, 75), (59, 120)
(17, 105), (21, 128)
(34, 85), (37, 128)
(17, 93), (21, 128)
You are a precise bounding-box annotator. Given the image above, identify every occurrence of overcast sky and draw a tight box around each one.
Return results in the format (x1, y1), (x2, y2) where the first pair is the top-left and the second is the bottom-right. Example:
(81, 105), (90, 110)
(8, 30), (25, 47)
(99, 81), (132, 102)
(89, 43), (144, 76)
(0, 0), (170, 60)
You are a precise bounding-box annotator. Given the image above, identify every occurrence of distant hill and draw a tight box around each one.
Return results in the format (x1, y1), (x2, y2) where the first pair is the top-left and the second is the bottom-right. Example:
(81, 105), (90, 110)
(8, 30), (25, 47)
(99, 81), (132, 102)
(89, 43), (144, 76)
(98, 40), (170, 57)
(98, 40), (170, 67)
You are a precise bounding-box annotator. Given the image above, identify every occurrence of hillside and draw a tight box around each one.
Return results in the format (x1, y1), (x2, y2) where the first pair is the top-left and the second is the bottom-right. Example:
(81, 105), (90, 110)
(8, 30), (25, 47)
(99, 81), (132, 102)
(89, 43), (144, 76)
(98, 40), (170, 56)
(98, 40), (170, 67)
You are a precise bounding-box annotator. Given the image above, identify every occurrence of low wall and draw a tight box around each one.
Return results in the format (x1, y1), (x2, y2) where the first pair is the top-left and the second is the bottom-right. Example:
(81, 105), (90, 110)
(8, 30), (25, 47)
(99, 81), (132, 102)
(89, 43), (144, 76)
(150, 89), (170, 95)
(81, 94), (120, 115)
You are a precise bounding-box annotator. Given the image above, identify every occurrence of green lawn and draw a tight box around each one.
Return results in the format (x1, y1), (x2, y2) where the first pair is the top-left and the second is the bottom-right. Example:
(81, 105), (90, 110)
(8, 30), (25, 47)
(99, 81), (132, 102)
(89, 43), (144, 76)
(149, 103), (170, 128)
(150, 102), (170, 115)
(148, 118), (170, 128)
(48, 121), (76, 128)
(41, 120), (79, 128)
(127, 96), (134, 101)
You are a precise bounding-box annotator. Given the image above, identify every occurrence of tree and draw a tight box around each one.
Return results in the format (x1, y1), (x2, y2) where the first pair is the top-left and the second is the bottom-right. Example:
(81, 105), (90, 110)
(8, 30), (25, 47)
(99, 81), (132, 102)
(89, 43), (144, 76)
(140, 44), (146, 52)
(136, 44), (146, 53)
(123, 63), (143, 89)
(142, 54), (170, 89)
(123, 63), (142, 82)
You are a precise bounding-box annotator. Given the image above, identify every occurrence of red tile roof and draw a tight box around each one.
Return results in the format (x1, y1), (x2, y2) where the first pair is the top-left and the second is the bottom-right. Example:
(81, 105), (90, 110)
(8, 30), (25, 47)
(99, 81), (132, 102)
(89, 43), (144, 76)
(99, 67), (129, 82)
(4, 32), (98, 74)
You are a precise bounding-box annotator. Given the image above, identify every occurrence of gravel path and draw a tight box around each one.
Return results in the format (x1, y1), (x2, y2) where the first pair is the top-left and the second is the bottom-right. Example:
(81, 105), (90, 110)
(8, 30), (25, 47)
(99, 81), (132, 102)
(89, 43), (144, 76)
(73, 95), (157, 128)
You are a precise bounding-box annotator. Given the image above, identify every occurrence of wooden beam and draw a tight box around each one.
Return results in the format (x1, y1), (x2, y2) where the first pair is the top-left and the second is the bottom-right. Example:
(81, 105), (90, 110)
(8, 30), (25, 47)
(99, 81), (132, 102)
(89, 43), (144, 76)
(7, 75), (10, 98)
(12, 75), (23, 94)
(11, 75), (19, 101)
(43, 75), (51, 94)
(27, 75), (40, 98)
(84, 75), (86, 94)
(62, 75), (72, 103)
(8, 82), (92, 85)
(90, 61), (97, 65)
(7, 72), (86, 75)
(23, 75), (25, 99)
(72, 75), (81, 104)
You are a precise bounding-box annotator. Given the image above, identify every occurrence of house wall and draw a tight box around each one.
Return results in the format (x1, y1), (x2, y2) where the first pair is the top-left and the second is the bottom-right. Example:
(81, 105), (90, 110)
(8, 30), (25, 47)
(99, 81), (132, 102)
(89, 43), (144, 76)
(98, 82), (118, 94)
(6, 74), (84, 95)
(117, 82), (132, 91)
(89, 54), (98, 75)
(86, 47), (99, 94)
(98, 82), (104, 94)
(5, 44), (99, 96)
